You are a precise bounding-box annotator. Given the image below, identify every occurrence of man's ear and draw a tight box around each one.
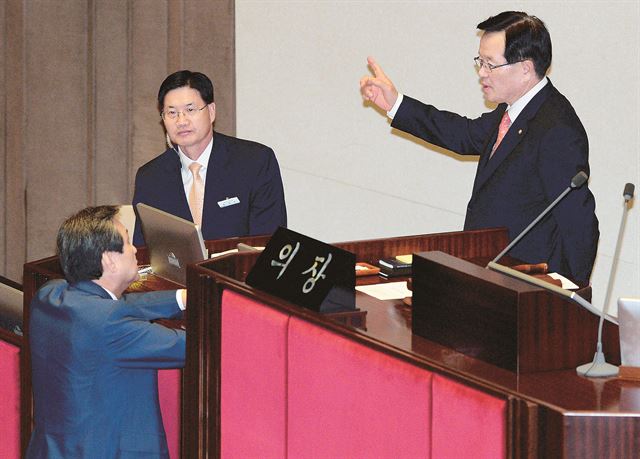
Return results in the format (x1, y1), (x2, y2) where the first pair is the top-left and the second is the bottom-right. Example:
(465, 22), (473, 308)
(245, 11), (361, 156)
(521, 59), (535, 76)
(208, 102), (216, 124)
(101, 251), (117, 275)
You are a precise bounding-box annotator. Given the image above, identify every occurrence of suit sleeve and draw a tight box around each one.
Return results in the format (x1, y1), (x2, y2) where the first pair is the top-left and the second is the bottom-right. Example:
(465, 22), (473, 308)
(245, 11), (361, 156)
(248, 147), (287, 235)
(538, 123), (599, 283)
(104, 290), (186, 369)
(391, 95), (500, 156)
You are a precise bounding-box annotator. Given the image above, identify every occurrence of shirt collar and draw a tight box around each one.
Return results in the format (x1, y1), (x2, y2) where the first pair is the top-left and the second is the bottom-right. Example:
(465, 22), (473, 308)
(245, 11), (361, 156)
(90, 280), (118, 300)
(177, 137), (214, 171)
(103, 287), (118, 300)
(505, 76), (548, 122)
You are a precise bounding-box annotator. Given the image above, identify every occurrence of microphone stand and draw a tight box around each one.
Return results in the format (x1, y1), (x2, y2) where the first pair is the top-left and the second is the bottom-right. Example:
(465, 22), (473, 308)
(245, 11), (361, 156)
(576, 183), (635, 377)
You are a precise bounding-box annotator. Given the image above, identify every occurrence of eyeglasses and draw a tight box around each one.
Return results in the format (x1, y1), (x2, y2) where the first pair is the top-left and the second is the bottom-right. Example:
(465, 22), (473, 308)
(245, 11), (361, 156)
(161, 105), (207, 121)
(474, 56), (522, 72)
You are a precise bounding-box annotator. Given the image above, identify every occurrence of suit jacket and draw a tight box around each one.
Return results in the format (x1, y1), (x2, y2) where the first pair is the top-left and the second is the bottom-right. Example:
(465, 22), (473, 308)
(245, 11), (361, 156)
(26, 280), (185, 459)
(391, 81), (599, 283)
(132, 132), (287, 246)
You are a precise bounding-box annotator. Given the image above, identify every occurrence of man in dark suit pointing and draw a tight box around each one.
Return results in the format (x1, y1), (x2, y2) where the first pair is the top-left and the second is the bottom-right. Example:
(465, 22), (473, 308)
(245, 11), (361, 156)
(360, 11), (599, 283)
(133, 70), (287, 246)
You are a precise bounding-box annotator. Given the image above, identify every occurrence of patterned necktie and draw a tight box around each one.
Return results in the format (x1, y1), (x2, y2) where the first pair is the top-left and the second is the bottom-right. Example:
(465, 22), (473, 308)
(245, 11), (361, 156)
(188, 162), (204, 227)
(491, 111), (512, 158)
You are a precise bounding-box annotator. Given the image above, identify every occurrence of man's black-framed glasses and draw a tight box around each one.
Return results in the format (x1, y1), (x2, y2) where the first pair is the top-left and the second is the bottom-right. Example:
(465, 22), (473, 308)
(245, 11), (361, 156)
(474, 56), (522, 72)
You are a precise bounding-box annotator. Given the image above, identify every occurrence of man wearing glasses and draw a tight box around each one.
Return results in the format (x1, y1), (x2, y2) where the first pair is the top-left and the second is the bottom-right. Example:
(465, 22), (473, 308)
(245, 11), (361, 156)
(360, 11), (598, 284)
(132, 70), (287, 246)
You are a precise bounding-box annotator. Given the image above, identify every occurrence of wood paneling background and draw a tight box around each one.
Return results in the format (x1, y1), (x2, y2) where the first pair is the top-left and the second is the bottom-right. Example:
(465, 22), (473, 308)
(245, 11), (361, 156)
(1, 0), (235, 281)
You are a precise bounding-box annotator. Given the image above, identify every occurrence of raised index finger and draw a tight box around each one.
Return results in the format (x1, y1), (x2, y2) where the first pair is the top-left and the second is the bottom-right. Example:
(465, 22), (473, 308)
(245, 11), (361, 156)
(367, 56), (387, 79)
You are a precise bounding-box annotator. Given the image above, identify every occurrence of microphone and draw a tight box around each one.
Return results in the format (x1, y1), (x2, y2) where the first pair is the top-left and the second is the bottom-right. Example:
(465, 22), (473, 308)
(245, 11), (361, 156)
(575, 182), (635, 377)
(491, 171), (588, 265)
(623, 183), (635, 201)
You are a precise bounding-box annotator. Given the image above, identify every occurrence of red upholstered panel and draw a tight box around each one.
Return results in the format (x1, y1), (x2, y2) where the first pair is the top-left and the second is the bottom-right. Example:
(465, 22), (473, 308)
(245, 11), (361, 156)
(0, 340), (20, 459)
(158, 369), (182, 459)
(221, 290), (289, 459)
(288, 317), (433, 459)
(431, 374), (507, 459)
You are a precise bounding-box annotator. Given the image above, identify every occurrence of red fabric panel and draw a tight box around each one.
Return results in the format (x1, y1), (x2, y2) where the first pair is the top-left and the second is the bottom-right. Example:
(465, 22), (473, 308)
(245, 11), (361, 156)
(431, 374), (507, 459)
(0, 340), (20, 459)
(287, 317), (433, 459)
(221, 290), (289, 459)
(158, 368), (182, 459)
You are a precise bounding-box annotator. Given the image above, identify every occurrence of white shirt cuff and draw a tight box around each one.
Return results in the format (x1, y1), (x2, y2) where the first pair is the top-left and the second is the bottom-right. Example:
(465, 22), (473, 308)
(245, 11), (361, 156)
(387, 93), (404, 119)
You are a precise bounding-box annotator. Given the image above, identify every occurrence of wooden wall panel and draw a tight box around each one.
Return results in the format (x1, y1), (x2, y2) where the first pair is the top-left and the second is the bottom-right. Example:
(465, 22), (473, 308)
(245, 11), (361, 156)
(0, 0), (235, 282)
(0, 1), (5, 275)
(3, 1), (26, 281)
(130, 1), (170, 173)
(94, 0), (131, 204)
(25, 1), (90, 261)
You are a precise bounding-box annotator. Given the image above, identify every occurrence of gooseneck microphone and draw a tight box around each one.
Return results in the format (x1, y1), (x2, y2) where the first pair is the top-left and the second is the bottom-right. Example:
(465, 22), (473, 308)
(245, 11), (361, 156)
(623, 183), (635, 201)
(491, 171), (589, 265)
(575, 182), (635, 377)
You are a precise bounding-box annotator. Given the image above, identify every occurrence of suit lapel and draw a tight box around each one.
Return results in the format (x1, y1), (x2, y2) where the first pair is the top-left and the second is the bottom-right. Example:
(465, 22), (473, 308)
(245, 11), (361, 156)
(202, 133), (232, 232)
(472, 81), (555, 194)
(161, 148), (192, 220)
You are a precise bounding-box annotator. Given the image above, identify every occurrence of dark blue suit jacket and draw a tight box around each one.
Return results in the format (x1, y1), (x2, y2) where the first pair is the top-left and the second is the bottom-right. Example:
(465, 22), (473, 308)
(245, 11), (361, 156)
(26, 280), (185, 459)
(133, 132), (287, 246)
(391, 81), (599, 283)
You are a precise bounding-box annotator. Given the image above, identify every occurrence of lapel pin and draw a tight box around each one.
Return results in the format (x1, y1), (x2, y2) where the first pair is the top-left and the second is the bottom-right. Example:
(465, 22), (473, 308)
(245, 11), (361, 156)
(518, 129), (523, 135)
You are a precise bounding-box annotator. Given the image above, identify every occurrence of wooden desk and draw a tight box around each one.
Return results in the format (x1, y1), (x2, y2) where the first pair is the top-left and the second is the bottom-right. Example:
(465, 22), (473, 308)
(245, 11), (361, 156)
(182, 228), (639, 458)
(22, 228), (640, 458)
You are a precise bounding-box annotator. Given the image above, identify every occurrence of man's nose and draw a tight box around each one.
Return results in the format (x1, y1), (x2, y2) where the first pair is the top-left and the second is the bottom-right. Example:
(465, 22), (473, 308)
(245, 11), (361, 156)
(477, 65), (490, 77)
(176, 112), (189, 124)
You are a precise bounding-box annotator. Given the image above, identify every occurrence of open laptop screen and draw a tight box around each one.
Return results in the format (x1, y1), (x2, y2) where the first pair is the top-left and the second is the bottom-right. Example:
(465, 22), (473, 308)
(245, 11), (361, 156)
(136, 203), (207, 285)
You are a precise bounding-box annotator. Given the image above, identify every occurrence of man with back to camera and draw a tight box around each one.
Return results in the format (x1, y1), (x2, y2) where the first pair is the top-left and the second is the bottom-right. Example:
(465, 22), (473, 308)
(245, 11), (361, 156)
(360, 11), (599, 284)
(132, 70), (287, 246)
(26, 205), (186, 458)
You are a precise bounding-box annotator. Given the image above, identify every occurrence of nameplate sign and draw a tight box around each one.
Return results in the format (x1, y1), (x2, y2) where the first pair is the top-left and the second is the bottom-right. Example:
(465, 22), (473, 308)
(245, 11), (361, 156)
(246, 227), (355, 313)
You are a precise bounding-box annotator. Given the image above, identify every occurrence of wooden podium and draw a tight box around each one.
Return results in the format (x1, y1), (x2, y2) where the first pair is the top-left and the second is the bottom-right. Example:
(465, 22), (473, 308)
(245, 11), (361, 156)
(20, 227), (640, 458)
(412, 251), (620, 373)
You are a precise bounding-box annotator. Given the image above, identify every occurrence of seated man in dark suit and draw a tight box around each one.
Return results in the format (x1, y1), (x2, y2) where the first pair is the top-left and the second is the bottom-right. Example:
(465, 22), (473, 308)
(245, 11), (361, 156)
(133, 70), (287, 246)
(26, 205), (186, 459)
(360, 11), (599, 283)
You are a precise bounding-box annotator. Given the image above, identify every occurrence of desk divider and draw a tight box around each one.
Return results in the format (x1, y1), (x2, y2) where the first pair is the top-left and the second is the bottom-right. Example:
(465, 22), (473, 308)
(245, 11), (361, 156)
(219, 288), (507, 458)
(0, 339), (21, 459)
(158, 369), (182, 459)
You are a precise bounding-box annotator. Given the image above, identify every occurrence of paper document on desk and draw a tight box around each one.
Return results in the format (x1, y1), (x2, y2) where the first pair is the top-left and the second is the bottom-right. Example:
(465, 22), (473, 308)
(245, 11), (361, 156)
(356, 281), (412, 300)
(547, 273), (579, 290)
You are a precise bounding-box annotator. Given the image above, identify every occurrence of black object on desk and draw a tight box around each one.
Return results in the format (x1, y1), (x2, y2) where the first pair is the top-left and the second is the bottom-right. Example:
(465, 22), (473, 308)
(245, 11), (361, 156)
(246, 227), (356, 313)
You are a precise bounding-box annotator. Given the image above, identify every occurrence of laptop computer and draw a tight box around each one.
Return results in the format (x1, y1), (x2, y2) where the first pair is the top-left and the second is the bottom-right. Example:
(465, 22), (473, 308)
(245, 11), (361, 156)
(136, 203), (208, 285)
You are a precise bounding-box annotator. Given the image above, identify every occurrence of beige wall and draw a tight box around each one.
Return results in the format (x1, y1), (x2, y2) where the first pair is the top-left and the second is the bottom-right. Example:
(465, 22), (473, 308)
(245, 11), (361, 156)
(0, 0), (234, 281)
